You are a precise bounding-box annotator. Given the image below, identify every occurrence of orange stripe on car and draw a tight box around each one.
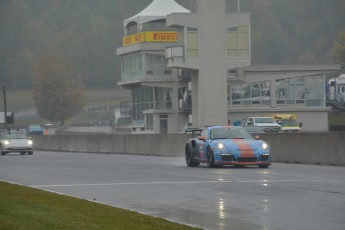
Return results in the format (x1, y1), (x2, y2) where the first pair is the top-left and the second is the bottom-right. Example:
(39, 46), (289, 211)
(232, 139), (254, 157)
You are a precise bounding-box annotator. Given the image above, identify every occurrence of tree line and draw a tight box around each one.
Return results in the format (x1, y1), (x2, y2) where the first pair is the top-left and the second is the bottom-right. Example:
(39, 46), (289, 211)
(1, 0), (345, 90)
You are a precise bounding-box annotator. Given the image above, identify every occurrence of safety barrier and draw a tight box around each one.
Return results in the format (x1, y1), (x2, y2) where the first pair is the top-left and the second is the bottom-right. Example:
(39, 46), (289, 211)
(32, 132), (345, 166)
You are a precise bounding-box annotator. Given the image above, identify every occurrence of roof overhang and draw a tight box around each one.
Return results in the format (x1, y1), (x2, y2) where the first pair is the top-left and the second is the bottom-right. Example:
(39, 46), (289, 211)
(124, 0), (190, 28)
(237, 64), (341, 83)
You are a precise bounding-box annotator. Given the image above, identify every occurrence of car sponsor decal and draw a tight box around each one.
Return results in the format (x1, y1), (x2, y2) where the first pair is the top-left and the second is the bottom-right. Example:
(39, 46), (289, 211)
(232, 139), (254, 157)
(199, 143), (204, 158)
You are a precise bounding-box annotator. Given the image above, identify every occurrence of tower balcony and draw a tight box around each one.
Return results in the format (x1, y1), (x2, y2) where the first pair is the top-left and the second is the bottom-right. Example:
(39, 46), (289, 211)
(165, 45), (200, 70)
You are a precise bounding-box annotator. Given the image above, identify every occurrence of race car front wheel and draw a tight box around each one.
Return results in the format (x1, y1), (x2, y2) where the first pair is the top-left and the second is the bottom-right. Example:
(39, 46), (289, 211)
(207, 148), (216, 168)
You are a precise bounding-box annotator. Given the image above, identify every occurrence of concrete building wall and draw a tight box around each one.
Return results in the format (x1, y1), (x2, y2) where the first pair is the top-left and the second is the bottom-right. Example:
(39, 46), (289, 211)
(166, 1), (252, 128)
(297, 111), (329, 132)
(192, 0), (228, 127)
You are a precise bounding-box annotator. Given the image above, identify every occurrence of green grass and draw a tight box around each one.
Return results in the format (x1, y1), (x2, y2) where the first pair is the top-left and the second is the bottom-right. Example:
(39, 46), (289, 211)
(0, 181), (200, 230)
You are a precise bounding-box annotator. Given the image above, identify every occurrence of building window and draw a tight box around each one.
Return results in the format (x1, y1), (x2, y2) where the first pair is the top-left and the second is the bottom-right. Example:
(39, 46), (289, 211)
(132, 86), (153, 124)
(276, 78), (305, 105)
(121, 53), (142, 80)
(186, 27), (198, 57)
(305, 75), (324, 106)
(227, 26), (249, 57)
(146, 114), (153, 130)
(276, 75), (325, 106)
(251, 82), (270, 105)
(159, 115), (168, 134)
(176, 27), (185, 46)
(121, 54), (142, 75)
(154, 87), (172, 110)
(276, 79), (287, 104)
(120, 53), (172, 78)
(141, 20), (169, 31)
(229, 81), (270, 106)
(227, 69), (237, 77)
(132, 86), (173, 125)
(145, 54), (171, 76)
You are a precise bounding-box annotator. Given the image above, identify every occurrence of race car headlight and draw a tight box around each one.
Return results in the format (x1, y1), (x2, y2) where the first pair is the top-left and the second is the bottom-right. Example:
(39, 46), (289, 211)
(28, 140), (33, 145)
(261, 142), (269, 150)
(4, 140), (10, 145)
(217, 143), (225, 150)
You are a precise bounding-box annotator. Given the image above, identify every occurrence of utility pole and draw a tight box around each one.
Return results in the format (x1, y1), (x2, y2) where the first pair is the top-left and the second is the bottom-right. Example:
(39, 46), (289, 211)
(3, 85), (7, 129)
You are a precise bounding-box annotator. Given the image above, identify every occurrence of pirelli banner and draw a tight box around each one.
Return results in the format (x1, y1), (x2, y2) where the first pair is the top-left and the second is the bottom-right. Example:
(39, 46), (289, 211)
(123, 31), (177, 46)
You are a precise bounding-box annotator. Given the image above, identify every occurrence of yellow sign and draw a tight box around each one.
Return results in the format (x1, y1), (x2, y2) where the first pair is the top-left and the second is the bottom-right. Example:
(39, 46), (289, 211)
(123, 32), (145, 46)
(123, 31), (177, 46)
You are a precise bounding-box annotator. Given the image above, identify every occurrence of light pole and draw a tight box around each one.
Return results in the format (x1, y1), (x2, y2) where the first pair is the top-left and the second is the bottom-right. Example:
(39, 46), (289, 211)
(3, 85), (7, 130)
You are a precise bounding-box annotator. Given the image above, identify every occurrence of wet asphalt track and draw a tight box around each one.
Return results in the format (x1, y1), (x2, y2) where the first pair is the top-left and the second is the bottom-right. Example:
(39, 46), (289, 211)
(1, 151), (345, 230)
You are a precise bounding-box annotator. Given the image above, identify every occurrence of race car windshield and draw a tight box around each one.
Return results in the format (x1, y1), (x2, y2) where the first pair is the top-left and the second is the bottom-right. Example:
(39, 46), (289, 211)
(29, 125), (43, 129)
(210, 128), (254, 140)
(2, 132), (27, 139)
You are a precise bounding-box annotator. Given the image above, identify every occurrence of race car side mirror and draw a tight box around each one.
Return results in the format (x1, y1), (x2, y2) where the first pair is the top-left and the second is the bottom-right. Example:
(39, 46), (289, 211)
(198, 136), (206, 141)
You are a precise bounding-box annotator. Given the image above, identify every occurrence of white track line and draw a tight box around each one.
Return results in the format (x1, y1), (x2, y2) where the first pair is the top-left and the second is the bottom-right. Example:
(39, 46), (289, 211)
(31, 179), (341, 188)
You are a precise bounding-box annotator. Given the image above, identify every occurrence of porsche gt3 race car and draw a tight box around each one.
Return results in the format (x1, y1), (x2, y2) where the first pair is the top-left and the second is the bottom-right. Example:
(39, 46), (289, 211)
(184, 126), (271, 168)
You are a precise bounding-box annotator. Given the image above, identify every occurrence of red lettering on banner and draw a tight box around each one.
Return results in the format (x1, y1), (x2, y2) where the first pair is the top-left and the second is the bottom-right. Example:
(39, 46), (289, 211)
(134, 34), (143, 42)
(153, 33), (177, 41)
(124, 37), (132, 45)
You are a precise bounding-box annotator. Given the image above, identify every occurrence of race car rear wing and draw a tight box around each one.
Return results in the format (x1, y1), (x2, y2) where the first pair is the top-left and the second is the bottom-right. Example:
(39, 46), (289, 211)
(184, 127), (204, 133)
(184, 127), (204, 137)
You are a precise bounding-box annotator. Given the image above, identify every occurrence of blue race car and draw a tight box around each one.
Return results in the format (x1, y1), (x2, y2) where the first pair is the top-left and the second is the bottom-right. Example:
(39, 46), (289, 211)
(185, 126), (271, 168)
(26, 124), (44, 136)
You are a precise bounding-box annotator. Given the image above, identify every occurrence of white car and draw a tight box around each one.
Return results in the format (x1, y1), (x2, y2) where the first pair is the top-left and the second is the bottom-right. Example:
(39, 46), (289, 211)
(0, 131), (33, 155)
(246, 117), (282, 132)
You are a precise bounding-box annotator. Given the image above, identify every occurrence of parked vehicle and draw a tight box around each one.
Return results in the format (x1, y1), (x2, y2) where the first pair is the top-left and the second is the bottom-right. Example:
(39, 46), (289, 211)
(245, 117), (281, 132)
(263, 114), (302, 132)
(276, 118), (302, 132)
(184, 126), (271, 168)
(26, 125), (44, 136)
(0, 131), (33, 155)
